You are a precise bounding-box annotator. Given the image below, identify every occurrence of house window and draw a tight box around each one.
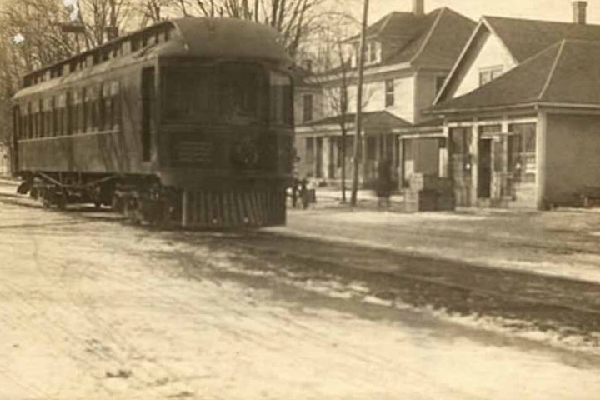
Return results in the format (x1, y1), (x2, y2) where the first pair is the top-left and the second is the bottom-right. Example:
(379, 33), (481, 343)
(385, 79), (394, 107)
(306, 137), (314, 165)
(479, 66), (503, 86)
(508, 123), (537, 183)
(302, 94), (313, 122)
(369, 42), (376, 63)
(340, 86), (348, 113)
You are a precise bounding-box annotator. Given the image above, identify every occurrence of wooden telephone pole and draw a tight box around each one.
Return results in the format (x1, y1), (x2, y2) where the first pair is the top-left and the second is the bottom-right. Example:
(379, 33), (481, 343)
(350, 0), (369, 206)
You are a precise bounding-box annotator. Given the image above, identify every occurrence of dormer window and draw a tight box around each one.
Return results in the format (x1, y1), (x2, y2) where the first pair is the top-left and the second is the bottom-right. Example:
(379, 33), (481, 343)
(479, 66), (503, 87)
(368, 41), (381, 64)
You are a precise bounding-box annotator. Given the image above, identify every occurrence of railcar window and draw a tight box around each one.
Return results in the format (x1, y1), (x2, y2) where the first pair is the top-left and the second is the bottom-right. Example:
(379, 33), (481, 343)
(32, 101), (39, 138)
(218, 63), (266, 125)
(39, 99), (46, 137)
(162, 66), (216, 122)
(111, 81), (121, 130)
(269, 71), (293, 126)
(162, 63), (266, 125)
(25, 103), (32, 139)
(46, 98), (52, 136)
(73, 90), (82, 134)
(87, 87), (98, 131)
(82, 88), (89, 133)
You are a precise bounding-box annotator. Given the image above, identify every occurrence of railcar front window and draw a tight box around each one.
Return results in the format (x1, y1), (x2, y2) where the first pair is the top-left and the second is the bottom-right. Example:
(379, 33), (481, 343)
(218, 63), (266, 125)
(163, 66), (216, 121)
(162, 63), (266, 125)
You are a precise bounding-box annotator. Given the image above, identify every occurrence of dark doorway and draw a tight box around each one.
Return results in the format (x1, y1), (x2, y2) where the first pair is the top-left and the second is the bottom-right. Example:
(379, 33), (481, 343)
(316, 137), (323, 178)
(478, 138), (492, 198)
(328, 137), (335, 178)
(141, 67), (155, 162)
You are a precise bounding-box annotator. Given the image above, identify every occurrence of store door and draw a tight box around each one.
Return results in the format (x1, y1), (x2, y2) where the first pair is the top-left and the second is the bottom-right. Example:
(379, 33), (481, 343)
(478, 139), (492, 198)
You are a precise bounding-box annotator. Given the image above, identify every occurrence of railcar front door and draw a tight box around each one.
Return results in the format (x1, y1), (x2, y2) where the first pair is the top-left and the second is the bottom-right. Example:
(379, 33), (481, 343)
(142, 67), (155, 162)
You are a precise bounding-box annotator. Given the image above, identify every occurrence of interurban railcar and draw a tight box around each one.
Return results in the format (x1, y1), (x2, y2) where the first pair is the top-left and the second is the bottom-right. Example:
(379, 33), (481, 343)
(12, 17), (294, 228)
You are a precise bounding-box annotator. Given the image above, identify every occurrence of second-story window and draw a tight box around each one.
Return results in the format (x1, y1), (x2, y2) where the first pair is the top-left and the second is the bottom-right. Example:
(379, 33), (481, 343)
(479, 66), (503, 87)
(340, 86), (348, 113)
(303, 94), (314, 123)
(369, 42), (376, 63)
(385, 79), (394, 107)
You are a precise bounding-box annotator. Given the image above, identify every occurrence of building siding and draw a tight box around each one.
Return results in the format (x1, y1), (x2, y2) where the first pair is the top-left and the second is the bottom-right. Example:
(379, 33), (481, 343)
(446, 29), (517, 100)
(544, 113), (600, 205)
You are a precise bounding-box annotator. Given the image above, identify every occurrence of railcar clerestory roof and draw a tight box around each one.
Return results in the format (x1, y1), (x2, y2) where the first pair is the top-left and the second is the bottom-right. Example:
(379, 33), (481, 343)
(17, 17), (291, 93)
(172, 17), (290, 62)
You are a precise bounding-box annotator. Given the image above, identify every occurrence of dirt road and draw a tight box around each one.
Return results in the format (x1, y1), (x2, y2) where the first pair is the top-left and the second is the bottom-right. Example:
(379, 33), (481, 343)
(1, 189), (600, 399)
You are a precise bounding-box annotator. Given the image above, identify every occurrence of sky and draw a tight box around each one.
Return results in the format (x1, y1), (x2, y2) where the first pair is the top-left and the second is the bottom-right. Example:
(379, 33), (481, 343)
(367, 0), (600, 24)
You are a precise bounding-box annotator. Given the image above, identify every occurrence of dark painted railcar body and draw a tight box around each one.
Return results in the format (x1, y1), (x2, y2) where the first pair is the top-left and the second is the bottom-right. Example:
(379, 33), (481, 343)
(12, 18), (294, 228)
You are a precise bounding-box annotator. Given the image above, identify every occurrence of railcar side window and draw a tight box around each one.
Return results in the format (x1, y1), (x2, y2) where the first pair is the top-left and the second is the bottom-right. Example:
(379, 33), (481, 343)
(73, 90), (81, 134)
(39, 99), (45, 137)
(26, 103), (32, 139)
(32, 101), (39, 138)
(112, 81), (121, 130)
(83, 88), (89, 132)
(51, 97), (57, 137)
(87, 87), (98, 131)
(269, 71), (293, 126)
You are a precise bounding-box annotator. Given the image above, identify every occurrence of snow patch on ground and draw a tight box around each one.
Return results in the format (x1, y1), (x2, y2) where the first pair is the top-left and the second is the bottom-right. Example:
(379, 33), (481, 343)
(324, 210), (488, 224)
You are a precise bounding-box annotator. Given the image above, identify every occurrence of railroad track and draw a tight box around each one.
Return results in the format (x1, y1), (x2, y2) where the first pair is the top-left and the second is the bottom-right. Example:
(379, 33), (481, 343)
(188, 231), (600, 340)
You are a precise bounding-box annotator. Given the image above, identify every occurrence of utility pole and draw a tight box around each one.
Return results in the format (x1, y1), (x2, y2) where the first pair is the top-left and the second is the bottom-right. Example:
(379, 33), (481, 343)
(351, 0), (369, 207)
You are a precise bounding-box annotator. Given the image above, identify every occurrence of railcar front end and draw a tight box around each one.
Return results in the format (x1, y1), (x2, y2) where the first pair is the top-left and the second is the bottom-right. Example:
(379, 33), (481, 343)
(150, 59), (294, 228)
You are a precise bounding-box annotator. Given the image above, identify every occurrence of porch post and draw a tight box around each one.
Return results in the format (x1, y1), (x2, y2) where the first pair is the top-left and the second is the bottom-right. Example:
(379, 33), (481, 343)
(536, 111), (548, 209)
(397, 136), (404, 189)
(501, 116), (510, 200)
(323, 136), (330, 180)
(312, 135), (318, 178)
(439, 125), (449, 178)
(362, 131), (368, 185)
(471, 118), (479, 206)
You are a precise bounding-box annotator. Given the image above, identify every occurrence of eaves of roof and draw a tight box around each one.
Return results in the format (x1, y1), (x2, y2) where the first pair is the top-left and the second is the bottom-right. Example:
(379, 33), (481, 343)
(429, 40), (600, 115)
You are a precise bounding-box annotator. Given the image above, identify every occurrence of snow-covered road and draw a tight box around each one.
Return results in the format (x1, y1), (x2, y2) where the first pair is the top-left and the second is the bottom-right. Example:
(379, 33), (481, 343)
(1, 193), (600, 399)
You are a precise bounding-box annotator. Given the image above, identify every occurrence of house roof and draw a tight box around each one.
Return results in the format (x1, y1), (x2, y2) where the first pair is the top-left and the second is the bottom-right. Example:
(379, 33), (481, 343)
(436, 16), (600, 104)
(485, 16), (600, 62)
(345, 11), (428, 42)
(298, 111), (412, 130)
(429, 40), (600, 113)
(385, 8), (476, 67)
(343, 8), (475, 69)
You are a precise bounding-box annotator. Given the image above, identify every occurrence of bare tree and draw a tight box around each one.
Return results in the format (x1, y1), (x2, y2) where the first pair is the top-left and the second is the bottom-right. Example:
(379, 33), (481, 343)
(156, 0), (329, 58)
(306, 13), (375, 203)
(0, 0), (138, 153)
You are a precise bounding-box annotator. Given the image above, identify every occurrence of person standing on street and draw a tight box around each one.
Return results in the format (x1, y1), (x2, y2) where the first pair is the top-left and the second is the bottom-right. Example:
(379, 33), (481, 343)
(377, 158), (393, 211)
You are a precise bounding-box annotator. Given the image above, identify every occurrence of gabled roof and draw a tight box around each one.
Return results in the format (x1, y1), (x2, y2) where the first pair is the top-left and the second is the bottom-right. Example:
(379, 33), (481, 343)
(429, 40), (600, 113)
(407, 8), (476, 67)
(346, 11), (430, 42)
(435, 16), (600, 105)
(342, 8), (474, 71)
(298, 111), (412, 130)
(486, 16), (600, 62)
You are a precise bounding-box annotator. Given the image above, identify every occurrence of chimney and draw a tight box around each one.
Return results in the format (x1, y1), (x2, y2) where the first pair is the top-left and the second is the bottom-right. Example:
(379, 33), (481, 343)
(413, 0), (424, 16)
(573, 1), (587, 25)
